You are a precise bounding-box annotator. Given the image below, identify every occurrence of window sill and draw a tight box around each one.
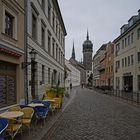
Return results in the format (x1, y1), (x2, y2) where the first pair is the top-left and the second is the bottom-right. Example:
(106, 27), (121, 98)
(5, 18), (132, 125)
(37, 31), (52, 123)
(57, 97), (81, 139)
(2, 33), (17, 42)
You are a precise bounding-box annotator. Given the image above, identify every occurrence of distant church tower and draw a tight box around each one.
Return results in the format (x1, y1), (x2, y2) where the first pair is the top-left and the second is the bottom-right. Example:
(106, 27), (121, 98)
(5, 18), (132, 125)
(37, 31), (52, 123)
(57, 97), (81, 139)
(83, 30), (93, 70)
(71, 41), (75, 60)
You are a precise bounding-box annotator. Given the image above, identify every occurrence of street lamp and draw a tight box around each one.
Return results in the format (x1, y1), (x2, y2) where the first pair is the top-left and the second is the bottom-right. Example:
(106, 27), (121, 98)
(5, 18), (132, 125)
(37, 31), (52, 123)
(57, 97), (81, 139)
(29, 49), (37, 100)
(22, 49), (37, 102)
(29, 49), (37, 61)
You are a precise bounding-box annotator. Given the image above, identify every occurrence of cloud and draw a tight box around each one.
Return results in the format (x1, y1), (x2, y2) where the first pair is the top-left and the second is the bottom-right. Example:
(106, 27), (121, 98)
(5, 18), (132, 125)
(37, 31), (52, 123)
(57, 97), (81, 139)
(59, 0), (140, 60)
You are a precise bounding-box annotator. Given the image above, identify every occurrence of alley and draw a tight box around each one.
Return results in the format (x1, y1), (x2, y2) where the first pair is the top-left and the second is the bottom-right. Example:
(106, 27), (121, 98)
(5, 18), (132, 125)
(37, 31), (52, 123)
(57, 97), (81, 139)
(42, 87), (140, 140)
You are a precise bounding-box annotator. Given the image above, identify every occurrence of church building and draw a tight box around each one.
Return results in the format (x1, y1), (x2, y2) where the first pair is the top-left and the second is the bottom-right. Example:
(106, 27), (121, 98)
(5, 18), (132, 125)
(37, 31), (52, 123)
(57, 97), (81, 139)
(69, 31), (93, 85)
(83, 31), (93, 84)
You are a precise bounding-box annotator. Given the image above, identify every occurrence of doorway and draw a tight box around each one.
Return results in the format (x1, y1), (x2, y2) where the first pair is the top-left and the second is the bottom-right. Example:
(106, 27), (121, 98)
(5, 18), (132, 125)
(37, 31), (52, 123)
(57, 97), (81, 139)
(123, 76), (133, 92)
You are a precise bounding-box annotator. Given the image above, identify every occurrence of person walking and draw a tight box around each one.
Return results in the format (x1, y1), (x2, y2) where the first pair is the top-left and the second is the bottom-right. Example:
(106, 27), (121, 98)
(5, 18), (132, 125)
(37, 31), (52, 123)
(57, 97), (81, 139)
(70, 83), (72, 90)
(81, 82), (84, 88)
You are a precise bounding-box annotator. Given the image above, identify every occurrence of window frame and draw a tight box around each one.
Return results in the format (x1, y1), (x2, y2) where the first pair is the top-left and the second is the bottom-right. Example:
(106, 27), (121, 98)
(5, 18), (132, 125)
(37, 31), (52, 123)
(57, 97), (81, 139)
(2, 6), (17, 39)
(32, 13), (38, 41)
(137, 28), (140, 40)
(138, 52), (140, 62)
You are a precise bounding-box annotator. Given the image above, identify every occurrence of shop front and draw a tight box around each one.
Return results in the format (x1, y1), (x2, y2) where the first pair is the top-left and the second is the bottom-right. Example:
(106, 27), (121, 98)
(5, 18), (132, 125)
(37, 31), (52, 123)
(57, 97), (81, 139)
(0, 46), (24, 109)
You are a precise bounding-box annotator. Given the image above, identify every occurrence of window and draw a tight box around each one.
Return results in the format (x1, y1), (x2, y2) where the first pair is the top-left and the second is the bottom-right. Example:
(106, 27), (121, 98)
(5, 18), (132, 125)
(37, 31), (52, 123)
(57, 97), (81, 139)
(5, 12), (14, 37)
(138, 52), (140, 62)
(42, 65), (45, 84)
(131, 33), (133, 43)
(59, 48), (61, 62)
(52, 38), (55, 57)
(116, 77), (120, 89)
(0, 61), (16, 107)
(56, 21), (58, 35)
(59, 28), (61, 41)
(131, 55), (134, 65)
(122, 58), (124, 67)
(48, 68), (50, 84)
(138, 75), (140, 91)
(115, 43), (120, 56)
(48, 5), (51, 22)
(41, 27), (45, 48)
(61, 52), (63, 64)
(41, 0), (45, 12)
(48, 32), (51, 54)
(128, 35), (130, 45)
(125, 38), (127, 47)
(115, 61), (120, 72)
(137, 28), (140, 39)
(125, 57), (127, 67)
(128, 56), (130, 66)
(122, 40), (124, 49)
(118, 61), (120, 68)
(32, 14), (37, 40)
(56, 44), (58, 60)
(52, 12), (55, 29)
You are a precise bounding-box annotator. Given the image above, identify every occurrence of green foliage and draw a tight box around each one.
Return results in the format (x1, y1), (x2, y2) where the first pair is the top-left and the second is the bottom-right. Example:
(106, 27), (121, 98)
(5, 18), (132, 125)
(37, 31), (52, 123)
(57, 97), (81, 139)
(64, 65), (68, 80)
(88, 73), (93, 86)
(48, 87), (65, 94)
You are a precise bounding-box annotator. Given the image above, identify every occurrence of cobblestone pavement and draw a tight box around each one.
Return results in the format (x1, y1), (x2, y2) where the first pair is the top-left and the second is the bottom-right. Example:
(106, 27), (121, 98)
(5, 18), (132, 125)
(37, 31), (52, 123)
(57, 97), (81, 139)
(42, 87), (140, 140)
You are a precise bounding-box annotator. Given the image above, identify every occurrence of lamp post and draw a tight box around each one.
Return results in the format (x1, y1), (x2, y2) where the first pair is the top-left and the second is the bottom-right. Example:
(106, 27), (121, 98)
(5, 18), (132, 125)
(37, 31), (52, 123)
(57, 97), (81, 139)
(22, 49), (37, 103)
(29, 49), (37, 100)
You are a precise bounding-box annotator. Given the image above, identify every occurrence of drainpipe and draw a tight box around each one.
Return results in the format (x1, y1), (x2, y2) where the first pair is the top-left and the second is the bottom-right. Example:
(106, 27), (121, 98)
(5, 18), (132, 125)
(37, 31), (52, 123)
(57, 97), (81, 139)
(24, 0), (28, 104)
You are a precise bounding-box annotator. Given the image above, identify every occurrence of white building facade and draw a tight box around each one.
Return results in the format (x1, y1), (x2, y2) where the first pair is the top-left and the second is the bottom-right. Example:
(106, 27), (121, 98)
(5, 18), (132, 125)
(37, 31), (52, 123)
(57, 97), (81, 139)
(114, 10), (140, 92)
(26, 0), (67, 101)
(65, 59), (80, 89)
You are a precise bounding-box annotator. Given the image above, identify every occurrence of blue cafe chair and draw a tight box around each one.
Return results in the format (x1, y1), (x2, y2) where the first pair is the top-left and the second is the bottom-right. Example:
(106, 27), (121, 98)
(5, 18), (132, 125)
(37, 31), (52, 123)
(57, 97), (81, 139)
(0, 118), (8, 140)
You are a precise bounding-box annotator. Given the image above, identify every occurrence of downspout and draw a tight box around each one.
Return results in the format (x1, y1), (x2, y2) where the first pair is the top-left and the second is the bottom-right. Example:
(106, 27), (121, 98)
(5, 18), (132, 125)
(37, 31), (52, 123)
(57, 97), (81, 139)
(24, 0), (28, 104)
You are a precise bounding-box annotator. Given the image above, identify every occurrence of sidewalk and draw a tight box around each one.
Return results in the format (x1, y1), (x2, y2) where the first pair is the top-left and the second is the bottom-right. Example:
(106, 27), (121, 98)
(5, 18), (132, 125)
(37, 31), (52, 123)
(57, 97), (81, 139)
(14, 87), (77, 140)
(92, 87), (140, 107)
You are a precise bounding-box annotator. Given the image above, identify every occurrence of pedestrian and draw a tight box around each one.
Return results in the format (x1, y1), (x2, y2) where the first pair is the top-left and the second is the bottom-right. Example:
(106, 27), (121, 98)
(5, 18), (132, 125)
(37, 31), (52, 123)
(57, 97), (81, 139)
(81, 82), (84, 88)
(70, 83), (72, 90)
(125, 84), (128, 92)
(124, 84), (128, 92)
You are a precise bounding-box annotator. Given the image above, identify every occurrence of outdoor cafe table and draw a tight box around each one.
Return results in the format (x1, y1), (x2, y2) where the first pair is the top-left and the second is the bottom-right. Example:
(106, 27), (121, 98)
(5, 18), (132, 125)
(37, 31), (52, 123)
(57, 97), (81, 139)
(0, 111), (24, 119)
(28, 103), (44, 107)
(43, 99), (56, 103)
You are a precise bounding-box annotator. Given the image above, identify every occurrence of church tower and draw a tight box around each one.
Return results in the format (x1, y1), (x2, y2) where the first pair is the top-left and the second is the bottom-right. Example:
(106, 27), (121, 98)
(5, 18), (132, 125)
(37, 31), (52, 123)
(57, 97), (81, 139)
(71, 41), (75, 60)
(83, 30), (93, 70)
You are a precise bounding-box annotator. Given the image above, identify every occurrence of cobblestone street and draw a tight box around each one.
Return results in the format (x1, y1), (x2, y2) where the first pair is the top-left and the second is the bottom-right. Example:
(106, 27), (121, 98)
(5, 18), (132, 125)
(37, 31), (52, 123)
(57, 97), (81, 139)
(42, 87), (140, 140)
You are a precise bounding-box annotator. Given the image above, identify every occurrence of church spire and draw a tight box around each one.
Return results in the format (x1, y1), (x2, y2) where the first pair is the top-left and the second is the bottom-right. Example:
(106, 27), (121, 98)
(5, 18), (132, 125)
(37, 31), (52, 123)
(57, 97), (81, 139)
(87, 29), (89, 40)
(72, 40), (75, 59)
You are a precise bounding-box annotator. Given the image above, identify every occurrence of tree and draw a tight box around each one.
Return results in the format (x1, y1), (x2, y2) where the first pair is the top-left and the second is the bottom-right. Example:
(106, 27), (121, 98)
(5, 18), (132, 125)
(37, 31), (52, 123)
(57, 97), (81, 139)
(88, 73), (93, 86)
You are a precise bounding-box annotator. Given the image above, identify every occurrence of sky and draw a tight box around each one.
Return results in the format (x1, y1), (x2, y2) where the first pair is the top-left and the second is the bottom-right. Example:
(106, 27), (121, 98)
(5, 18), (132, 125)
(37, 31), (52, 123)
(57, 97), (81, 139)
(59, 0), (140, 61)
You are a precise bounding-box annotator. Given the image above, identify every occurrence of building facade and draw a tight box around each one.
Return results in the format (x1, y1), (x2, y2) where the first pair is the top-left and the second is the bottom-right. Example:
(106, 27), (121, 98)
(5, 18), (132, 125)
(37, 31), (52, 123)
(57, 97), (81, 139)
(93, 52), (100, 87)
(105, 42), (114, 88)
(99, 44), (107, 87)
(93, 44), (106, 87)
(114, 10), (140, 92)
(65, 59), (80, 89)
(26, 0), (66, 101)
(0, 0), (25, 108)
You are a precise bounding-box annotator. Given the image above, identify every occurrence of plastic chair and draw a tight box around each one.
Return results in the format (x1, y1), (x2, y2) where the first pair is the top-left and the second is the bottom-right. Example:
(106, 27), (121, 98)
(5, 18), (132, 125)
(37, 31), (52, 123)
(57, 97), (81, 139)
(34, 106), (49, 125)
(21, 107), (34, 134)
(42, 101), (50, 108)
(0, 118), (8, 140)
(6, 118), (22, 140)
(54, 98), (62, 108)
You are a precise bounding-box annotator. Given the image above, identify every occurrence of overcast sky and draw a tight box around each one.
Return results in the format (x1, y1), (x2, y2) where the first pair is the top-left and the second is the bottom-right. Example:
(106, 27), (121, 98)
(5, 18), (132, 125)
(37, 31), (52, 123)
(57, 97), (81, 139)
(59, 0), (140, 61)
